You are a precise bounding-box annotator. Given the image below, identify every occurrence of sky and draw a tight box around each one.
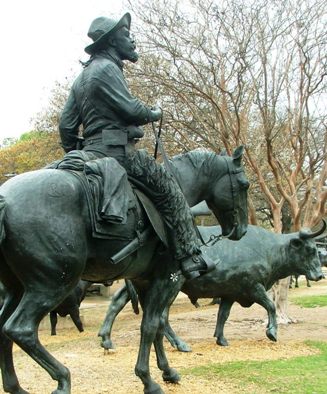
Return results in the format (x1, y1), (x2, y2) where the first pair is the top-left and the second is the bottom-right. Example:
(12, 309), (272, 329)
(0, 0), (127, 143)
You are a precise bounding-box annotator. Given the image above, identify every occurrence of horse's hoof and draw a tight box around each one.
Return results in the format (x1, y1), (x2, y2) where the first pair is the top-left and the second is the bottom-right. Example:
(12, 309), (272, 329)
(176, 342), (192, 352)
(51, 377), (71, 394)
(144, 382), (164, 394)
(266, 328), (277, 342)
(162, 368), (180, 383)
(51, 387), (70, 394)
(101, 339), (115, 350)
(216, 337), (229, 346)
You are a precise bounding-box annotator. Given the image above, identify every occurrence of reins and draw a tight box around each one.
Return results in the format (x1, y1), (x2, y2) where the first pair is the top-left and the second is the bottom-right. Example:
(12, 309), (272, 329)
(151, 114), (205, 244)
(151, 112), (182, 189)
(151, 116), (242, 247)
(153, 114), (163, 160)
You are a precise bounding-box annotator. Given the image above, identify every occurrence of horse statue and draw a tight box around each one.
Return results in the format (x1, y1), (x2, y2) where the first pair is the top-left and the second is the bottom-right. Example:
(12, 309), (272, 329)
(0, 146), (249, 394)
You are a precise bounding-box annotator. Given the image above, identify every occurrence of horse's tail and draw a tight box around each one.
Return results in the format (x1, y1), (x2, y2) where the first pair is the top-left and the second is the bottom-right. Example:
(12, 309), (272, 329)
(0, 195), (6, 242)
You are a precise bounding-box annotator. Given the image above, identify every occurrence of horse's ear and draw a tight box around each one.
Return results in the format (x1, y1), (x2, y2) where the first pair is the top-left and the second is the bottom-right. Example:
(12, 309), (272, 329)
(232, 145), (245, 165)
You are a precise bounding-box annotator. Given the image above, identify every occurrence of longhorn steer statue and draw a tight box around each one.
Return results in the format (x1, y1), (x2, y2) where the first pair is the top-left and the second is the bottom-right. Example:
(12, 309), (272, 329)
(289, 249), (327, 289)
(0, 280), (91, 336)
(50, 280), (91, 336)
(99, 221), (325, 351)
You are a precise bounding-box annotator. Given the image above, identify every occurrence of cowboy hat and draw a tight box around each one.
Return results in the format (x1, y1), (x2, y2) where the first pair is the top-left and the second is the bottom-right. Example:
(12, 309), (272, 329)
(84, 12), (131, 55)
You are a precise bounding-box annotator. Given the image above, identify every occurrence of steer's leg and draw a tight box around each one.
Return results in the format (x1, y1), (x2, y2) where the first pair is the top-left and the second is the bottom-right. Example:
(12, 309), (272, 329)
(214, 298), (234, 346)
(70, 307), (84, 333)
(98, 283), (130, 350)
(50, 311), (58, 336)
(295, 275), (299, 288)
(251, 284), (277, 342)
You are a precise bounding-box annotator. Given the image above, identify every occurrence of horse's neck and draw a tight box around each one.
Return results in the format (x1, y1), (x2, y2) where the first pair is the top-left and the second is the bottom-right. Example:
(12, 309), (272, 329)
(172, 152), (215, 207)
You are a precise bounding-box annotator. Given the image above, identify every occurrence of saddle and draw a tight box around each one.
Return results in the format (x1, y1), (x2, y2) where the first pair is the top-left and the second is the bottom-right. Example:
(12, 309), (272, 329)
(47, 150), (168, 251)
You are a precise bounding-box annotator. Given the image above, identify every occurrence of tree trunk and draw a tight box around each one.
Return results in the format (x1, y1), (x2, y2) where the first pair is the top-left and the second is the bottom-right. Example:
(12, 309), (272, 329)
(269, 277), (297, 324)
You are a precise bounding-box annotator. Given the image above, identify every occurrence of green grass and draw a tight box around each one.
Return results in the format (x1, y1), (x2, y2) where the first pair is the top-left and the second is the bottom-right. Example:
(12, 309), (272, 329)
(291, 294), (327, 308)
(182, 341), (327, 393)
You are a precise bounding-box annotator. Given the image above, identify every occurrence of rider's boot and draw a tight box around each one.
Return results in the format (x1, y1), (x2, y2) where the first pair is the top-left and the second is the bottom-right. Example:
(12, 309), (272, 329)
(180, 252), (216, 280)
(124, 150), (218, 280)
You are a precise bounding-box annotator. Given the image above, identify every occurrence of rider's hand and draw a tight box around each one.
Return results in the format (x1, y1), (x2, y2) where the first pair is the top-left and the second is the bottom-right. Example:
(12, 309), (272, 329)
(149, 105), (162, 122)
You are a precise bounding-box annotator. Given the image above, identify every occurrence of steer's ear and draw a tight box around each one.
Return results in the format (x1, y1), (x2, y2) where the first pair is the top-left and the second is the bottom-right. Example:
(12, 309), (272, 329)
(290, 238), (303, 249)
(232, 145), (245, 166)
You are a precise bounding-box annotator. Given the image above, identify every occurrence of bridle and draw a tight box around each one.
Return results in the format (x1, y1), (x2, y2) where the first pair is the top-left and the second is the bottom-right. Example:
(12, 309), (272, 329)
(151, 118), (245, 246)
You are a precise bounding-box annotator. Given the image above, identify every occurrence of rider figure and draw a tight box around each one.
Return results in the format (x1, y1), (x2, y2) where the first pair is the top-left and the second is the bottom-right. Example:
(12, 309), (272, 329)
(59, 12), (215, 280)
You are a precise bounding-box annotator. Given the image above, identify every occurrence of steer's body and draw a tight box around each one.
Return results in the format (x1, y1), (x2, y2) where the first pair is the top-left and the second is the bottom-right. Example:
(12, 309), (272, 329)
(180, 224), (324, 346)
(98, 223), (325, 351)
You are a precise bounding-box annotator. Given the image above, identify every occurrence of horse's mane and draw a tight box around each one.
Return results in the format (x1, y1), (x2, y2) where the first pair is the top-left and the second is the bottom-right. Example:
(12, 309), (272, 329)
(171, 149), (217, 176)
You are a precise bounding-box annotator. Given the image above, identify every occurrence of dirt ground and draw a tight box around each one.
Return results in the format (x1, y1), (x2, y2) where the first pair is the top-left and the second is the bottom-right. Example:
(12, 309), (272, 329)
(8, 278), (327, 394)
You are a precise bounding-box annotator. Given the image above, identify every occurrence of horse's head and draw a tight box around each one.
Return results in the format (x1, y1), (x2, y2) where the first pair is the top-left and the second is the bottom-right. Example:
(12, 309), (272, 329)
(206, 145), (249, 240)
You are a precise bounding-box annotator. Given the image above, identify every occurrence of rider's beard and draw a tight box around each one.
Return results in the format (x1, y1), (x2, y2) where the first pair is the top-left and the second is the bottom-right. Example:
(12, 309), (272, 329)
(128, 50), (139, 63)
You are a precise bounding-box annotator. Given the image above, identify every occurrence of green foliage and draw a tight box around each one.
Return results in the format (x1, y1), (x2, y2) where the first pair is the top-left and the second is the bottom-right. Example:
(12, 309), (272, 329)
(290, 295), (327, 308)
(0, 132), (63, 183)
(182, 341), (327, 393)
(19, 130), (48, 142)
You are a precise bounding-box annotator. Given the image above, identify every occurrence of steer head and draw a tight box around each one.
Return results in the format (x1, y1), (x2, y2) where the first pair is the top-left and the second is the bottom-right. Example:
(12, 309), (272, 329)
(290, 220), (326, 281)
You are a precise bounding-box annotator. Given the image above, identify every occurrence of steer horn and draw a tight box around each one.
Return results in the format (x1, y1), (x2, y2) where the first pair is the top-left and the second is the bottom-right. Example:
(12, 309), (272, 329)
(299, 219), (327, 239)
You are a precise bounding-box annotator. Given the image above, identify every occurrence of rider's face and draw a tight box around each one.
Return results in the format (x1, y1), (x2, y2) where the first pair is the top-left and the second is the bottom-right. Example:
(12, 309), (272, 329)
(111, 26), (138, 63)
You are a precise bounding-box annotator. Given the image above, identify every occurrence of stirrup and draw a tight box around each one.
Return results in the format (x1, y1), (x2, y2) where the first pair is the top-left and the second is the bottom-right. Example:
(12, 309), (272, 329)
(181, 254), (216, 280)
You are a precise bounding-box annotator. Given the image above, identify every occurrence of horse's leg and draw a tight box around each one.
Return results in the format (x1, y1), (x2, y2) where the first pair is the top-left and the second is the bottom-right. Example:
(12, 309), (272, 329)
(98, 283), (130, 350)
(135, 277), (183, 394)
(0, 288), (28, 394)
(163, 308), (191, 352)
(214, 298), (234, 346)
(3, 283), (81, 394)
(153, 308), (180, 384)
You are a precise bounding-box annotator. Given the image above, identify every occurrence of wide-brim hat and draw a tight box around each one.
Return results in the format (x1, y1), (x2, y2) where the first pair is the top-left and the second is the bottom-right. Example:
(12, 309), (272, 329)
(84, 12), (131, 55)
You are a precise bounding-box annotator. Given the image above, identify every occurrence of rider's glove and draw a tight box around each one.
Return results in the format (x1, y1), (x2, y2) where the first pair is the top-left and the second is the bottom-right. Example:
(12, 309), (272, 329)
(148, 105), (162, 122)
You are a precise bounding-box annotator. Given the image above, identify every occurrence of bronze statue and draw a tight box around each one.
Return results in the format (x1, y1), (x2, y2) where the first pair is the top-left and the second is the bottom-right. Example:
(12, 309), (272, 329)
(0, 146), (249, 393)
(59, 12), (215, 280)
(0, 12), (250, 394)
